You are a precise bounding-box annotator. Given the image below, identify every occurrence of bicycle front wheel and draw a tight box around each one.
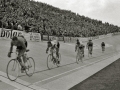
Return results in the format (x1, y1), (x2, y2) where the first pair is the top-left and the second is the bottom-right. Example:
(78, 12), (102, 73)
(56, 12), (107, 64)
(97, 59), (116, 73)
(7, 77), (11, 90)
(25, 57), (35, 77)
(47, 54), (55, 69)
(6, 59), (20, 81)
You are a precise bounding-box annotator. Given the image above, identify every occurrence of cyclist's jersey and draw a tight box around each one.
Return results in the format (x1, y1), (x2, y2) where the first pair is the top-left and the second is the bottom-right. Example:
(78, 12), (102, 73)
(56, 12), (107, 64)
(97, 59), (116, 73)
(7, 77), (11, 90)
(76, 44), (84, 52)
(101, 42), (105, 47)
(79, 44), (84, 49)
(87, 41), (93, 47)
(11, 37), (27, 50)
(51, 40), (60, 49)
(18, 35), (27, 43)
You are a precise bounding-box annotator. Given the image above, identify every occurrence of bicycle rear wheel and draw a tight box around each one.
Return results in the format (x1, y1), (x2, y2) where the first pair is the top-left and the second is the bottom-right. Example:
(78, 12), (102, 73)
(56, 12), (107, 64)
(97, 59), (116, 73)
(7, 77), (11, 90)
(47, 54), (55, 69)
(25, 57), (35, 77)
(56, 53), (61, 67)
(6, 59), (20, 81)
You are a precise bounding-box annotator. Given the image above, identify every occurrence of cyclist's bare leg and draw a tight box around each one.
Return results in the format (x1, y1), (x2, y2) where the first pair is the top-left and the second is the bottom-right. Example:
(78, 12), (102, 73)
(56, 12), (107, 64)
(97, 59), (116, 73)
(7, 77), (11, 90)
(88, 48), (90, 57)
(90, 49), (92, 57)
(82, 49), (84, 57)
(102, 46), (105, 53)
(56, 49), (60, 64)
(50, 49), (54, 60)
(77, 52), (80, 61)
(18, 50), (26, 69)
(56, 48), (59, 58)
(80, 51), (83, 62)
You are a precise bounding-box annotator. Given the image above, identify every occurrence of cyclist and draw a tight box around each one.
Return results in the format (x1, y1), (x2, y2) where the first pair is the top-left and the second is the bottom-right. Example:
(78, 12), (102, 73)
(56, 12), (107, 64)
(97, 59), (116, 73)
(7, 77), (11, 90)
(75, 39), (85, 57)
(86, 39), (93, 56)
(46, 38), (60, 64)
(101, 42), (105, 53)
(7, 36), (28, 72)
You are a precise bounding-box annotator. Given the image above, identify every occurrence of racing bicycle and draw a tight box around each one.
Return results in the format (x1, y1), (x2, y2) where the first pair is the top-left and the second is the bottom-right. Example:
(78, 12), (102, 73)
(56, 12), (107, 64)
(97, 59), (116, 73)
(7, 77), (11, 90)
(76, 51), (83, 64)
(6, 49), (35, 81)
(47, 49), (61, 69)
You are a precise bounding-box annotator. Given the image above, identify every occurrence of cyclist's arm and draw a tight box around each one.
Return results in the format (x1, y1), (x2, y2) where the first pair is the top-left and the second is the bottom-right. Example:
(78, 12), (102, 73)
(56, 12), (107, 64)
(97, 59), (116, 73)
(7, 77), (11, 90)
(46, 44), (50, 53)
(8, 42), (13, 57)
(46, 47), (49, 52)
(9, 42), (13, 53)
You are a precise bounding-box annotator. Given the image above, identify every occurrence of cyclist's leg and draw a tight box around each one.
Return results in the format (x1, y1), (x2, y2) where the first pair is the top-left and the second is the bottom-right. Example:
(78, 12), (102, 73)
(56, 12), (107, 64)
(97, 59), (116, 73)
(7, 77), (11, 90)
(82, 48), (84, 57)
(88, 47), (90, 56)
(18, 49), (27, 69)
(102, 46), (105, 52)
(50, 48), (54, 60)
(80, 51), (83, 62)
(56, 47), (59, 58)
(91, 47), (93, 55)
(102, 46), (103, 52)
(77, 50), (80, 60)
(17, 51), (25, 70)
(19, 49), (26, 63)
(56, 47), (60, 64)
(103, 46), (105, 51)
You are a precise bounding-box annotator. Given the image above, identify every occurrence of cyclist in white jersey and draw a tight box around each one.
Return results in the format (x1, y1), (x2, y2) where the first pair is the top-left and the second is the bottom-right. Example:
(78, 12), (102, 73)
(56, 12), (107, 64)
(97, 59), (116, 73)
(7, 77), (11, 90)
(46, 39), (60, 63)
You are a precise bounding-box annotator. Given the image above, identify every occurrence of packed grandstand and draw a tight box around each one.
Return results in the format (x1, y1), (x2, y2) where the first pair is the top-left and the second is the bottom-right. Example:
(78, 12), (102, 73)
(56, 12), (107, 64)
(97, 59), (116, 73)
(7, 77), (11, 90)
(0, 0), (120, 39)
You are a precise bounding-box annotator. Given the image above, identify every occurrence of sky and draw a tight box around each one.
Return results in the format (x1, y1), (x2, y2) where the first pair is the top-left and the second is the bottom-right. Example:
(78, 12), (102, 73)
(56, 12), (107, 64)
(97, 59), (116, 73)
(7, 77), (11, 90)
(34, 0), (120, 26)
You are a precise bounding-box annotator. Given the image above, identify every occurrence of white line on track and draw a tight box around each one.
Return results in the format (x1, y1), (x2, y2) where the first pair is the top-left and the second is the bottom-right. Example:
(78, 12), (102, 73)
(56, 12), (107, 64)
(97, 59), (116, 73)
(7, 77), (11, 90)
(32, 53), (116, 85)
(0, 71), (46, 90)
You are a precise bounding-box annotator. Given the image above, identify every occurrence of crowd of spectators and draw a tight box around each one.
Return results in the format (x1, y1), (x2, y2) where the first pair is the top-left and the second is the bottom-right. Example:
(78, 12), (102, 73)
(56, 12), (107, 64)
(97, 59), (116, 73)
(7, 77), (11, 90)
(0, 0), (120, 37)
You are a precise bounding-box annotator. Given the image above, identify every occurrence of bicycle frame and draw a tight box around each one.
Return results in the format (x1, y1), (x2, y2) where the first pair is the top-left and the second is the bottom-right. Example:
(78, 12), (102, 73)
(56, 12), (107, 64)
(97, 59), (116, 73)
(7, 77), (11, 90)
(12, 50), (29, 69)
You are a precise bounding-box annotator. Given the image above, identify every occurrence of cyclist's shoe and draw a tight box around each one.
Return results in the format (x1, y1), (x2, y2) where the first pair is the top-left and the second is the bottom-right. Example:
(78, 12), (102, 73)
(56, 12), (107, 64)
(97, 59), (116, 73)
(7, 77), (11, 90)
(58, 61), (60, 64)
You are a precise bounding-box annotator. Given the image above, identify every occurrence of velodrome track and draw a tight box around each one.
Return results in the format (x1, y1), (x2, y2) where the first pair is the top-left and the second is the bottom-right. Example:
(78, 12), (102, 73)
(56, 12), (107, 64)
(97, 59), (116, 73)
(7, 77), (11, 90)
(0, 35), (120, 90)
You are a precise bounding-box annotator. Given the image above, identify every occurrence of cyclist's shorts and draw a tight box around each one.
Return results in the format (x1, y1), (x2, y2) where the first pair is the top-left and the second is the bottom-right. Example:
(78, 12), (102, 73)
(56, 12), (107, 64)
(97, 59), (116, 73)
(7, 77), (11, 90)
(88, 44), (93, 47)
(79, 46), (83, 50)
(17, 41), (27, 50)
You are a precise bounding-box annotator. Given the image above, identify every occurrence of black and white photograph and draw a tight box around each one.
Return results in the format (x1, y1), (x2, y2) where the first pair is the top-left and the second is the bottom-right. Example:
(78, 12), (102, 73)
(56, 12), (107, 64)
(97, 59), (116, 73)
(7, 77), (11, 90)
(0, 0), (120, 90)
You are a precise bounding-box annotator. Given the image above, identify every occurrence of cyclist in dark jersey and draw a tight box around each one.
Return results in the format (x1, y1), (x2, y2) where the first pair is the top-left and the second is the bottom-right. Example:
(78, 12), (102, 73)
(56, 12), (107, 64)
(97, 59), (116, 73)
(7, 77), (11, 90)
(75, 39), (85, 57)
(8, 36), (28, 72)
(46, 39), (60, 64)
(101, 42), (105, 53)
(86, 40), (93, 55)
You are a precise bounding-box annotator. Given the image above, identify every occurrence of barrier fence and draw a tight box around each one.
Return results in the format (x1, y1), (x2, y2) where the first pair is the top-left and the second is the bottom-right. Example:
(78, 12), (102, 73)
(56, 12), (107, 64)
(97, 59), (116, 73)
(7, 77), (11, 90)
(1, 28), (120, 43)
